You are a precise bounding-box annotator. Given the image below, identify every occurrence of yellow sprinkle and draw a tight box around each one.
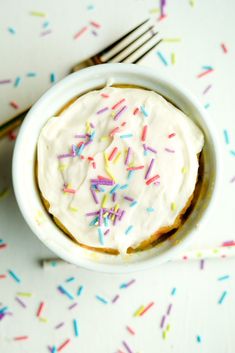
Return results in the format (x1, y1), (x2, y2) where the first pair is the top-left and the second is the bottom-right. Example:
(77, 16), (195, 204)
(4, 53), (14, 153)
(17, 292), (32, 297)
(171, 202), (176, 211)
(113, 151), (122, 164)
(111, 111), (116, 118)
(39, 317), (48, 323)
(163, 38), (181, 43)
(133, 305), (145, 317)
(171, 52), (176, 65)
(86, 121), (91, 134)
(58, 164), (67, 171)
(189, 0), (195, 6)
(105, 165), (116, 181)
(162, 331), (167, 339)
(103, 152), (108, 164)
(196, 252), (202, 258)
(112, 204), (119, 221)
(30, 11), (46, 17)
(213, 248), (219, 254)
(69, 207), (78, 212)
(166, 324), (170, 332)
(103, 212), (109, 217)
(100, 136), (109, 141)
(102, 194), (108, 208)
(181, 166), (187, 174)
(149, 7), (159, 14)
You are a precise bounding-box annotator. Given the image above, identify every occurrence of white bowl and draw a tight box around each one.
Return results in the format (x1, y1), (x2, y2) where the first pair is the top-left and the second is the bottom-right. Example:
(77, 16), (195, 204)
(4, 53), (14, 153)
(12, 63), (220, 273)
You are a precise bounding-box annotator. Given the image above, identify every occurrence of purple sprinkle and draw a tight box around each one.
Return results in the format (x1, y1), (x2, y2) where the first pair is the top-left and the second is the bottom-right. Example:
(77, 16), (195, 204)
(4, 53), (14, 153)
(58, 153), (73, 159)
(68, 302), (78, 310)
(15, 297), (26, 308)
(200, 259), (205, 270)
(125, 147), (131, 165)
(91, 179), (114, 186)
(165, 148), (175, 153)
(122, 340), (134, 353)
(146, 146), (157, 153)
(114, 105), (127, 120)
(160, 315), (166, 328)
(124, 196), (134, 202)
(90, 122), (95, 128)
(145, 158), (154, 179)
(90, 187), (99, 204)
(91, 30), (98, 36)
(143, 143), (147, 151)
(126, 279), (136, 287)
(203, 84), (212, 95)
(108, 210), (120, 216)
(112, 192), (116, 202)
(84, 139), (92, 147)
(0, 79), (12, 84)
(86, 211), (99, 216)
(54, 322), (65, 329)
(96, 106), (109, 114)
(104, 229), (110, 235)
(112, 294), (120, 303)
(41, 29), (52, 36)
(167, 303), (172, 315)
(119, 210), (126, 221)
(230, 176), (235, 183)
(75, 134), (87, 138)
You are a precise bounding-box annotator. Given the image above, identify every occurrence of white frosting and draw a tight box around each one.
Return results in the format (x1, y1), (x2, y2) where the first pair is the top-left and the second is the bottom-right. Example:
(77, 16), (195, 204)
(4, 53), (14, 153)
(37, 87), (204, 254)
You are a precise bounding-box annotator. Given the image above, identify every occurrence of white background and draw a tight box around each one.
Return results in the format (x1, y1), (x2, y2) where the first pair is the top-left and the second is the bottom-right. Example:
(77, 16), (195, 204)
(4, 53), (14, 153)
(0, 0), (235, 352)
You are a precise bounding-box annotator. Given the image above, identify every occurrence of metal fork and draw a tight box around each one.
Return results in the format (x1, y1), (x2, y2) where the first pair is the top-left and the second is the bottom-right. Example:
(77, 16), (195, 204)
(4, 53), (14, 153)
(0, 18), (161, 137)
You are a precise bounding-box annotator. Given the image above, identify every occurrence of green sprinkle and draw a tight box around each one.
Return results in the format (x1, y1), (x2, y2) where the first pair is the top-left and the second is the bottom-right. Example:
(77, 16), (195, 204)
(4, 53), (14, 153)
(120, 184), (128, 190)
(66, 277), (75, 283)
(27, 72), (37, 77)
(125, 225), (133, 235)
(77, 286), (84, 296)
(50, 72), (56, 83)
(171, 202), (176, 211)
(120, 134), (133, 138)
(14, 76), (21, 87)
(230, 150), (235, 157)
(140, 105), (148, 117)
(204, 103), (210, 109)
(8, 27), (16, 34)
(196, 335), (201, 343)
(171, 287), (176, 295)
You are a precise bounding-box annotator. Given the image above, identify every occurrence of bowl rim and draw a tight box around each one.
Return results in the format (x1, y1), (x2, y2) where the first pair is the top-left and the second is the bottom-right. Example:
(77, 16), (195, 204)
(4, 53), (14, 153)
(12, 63), (221, 273)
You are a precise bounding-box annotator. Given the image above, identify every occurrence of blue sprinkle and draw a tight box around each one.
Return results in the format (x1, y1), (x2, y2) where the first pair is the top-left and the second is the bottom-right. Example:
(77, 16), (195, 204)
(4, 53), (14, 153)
(171, 287), (176, 296)
(110, 184), (119, 194)
(202, 65), (213, 70)
(8, 27), (16, 34)
(51, 261), (58, 267)
(8, 270), (21, 283)
(0, 239), (3, 244)
(43, 21), (50, 28)
(130, 201), (138, 207)
(89, 216), (98, 226)
(77, 286), (84, 296)
(0, 306), (8, 315)
(218, 275), (230, 281)
(120, 134), (133, 138)
(218, 290), (227, 304)
(156, 51), (168, 66)
(51, 346), (57, 353)
(196, 335), (202, 343)
(50, 72), (56, 83)
(96, 295), (108, 304)
(58, 285), (75, 300)
(140, 105), (148, 117)
(73, 319), (79, 337)
(223, 130), (229, 144)
(127, 170), (134, 180)
(66, 277), (75, 283)
(230, 150), (235, 157)
(104, 216), (109, 227)
(204, 103), (210, 109)
(87, 4), (95, 10)
(144, 150), (148, 156)
(98, 227), (104, 245)
(125, 225), (133, 235)
(120, 184), (128, 190)
(14, 76), (21, 87)
(90, 131), (95, 140)
(27, 72), (37, 77)
(146, 207), (155, 213)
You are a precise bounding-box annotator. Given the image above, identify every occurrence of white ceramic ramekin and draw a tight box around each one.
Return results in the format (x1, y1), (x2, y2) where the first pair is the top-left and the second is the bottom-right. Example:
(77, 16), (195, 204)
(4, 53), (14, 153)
(12, 63), (220, 273)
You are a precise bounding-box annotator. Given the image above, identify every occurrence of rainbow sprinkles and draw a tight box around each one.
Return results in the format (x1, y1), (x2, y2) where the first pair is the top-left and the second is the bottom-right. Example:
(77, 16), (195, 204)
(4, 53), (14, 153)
(37, 86), (204, 254)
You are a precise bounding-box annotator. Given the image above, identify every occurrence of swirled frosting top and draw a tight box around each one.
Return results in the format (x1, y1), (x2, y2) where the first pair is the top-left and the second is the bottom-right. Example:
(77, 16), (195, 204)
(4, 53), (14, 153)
(37, 87), (204, 254)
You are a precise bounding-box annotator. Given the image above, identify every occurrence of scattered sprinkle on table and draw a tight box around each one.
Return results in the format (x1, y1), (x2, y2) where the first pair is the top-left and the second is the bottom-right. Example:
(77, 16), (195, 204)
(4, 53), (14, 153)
(95, 295), (108, 304)
(223, 130), (229, 144)
(196, 335), (202, 343)
(218, 275), (230, 281)
(218, 290), (227, 304)
(221, 43), (228, 53)
(122, 340), (134, 353)
(73, 319), (79, 337)
(8, 27), (16, 34)
(156, 51), (168, 66)
(8, 270), (21, 283)
(57, 338), (71, 351)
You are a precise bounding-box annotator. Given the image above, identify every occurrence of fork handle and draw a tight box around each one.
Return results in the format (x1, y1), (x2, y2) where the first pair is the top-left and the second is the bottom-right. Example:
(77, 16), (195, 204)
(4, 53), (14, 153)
(71, 58), (96, 72)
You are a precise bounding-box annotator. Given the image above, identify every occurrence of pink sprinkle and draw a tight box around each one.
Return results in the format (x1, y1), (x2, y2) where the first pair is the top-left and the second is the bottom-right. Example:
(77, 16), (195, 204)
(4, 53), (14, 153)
(197, 69), (214, 78)
(92, 161), (96, 169)
(168, 133), (176, 138)
(139, 301), (154, 316)
(75, 134), (86, 138)
(90, 187), (99, 204)
(221, 43), (228, 53)
(133, 107), (139, 115)
(146, 174), (160, 185)
(96, 106), (109, 114)
(113, 105), (127, 120)
(104, 229), (110, 236)
(110, 127), (120, 137)
(14, 336), (29, 341)
(63, 188), (76, 194)
(222, 240), (235, 247)
(101, 93), (109, 98)
(90, 122), (95, 128)
(10, 101), (19, 109)
(68, 302), (78, 310)
(121, 121), (126, 126)
(126, 326), (135, 335)
(98, 175), (113, 182)
(127, 165), (144, 171)
(74, 26), (88, 39)
(36, 302), (44, 317)
(125, 147), (131, 165)
(141, 125), (148, 142)
(145, 158), (154, 179)
(112, 98), (125, 110)
(112, 193), (116, 202)
(90, 21), (101, 28)
(108, 147), (118, 161)
(165, 148), (175, 153)
(58, 338), (71, 351)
